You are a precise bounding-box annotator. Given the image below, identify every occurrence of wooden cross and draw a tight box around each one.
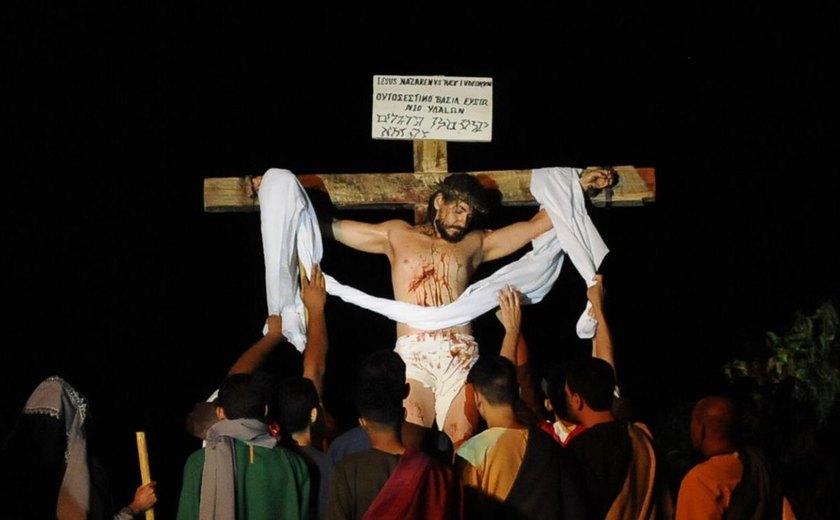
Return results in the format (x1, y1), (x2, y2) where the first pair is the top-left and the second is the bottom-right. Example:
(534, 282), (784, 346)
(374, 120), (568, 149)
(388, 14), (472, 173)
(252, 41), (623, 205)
(203, 140), (656, 221)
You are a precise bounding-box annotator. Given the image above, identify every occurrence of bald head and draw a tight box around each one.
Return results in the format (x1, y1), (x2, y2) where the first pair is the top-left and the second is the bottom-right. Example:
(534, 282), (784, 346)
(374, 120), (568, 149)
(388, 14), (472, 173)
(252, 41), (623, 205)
(690, 395), (739, 456)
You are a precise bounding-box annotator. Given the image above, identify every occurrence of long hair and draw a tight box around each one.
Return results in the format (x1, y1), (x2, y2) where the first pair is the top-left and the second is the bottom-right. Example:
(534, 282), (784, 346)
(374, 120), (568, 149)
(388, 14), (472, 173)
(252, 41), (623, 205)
(425, 173), (490, 227)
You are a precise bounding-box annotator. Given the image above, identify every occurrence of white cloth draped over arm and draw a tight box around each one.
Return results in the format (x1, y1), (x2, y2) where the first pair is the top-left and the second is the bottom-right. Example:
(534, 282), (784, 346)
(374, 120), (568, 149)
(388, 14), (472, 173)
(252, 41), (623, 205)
(322, 229), (565, 330)
(530, 167), (609, 337)
(258, 168), (323, 352)
(258, 167), (608, 351)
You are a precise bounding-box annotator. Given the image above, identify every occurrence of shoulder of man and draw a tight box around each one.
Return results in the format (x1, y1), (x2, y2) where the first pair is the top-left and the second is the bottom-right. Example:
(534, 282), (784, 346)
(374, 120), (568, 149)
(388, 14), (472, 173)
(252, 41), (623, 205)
(327, 426), (370, 465)
(455, 428), (498, 465)
(383, 218), (414, 230)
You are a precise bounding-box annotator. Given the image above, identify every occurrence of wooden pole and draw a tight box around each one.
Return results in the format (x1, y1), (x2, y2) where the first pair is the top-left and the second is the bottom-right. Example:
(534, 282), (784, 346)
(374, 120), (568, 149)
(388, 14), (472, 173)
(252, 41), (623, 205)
(135, 431), (155, 520)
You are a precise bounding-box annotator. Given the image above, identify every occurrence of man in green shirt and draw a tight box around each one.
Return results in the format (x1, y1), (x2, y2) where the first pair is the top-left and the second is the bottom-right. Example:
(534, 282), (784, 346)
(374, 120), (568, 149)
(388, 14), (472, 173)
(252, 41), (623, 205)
(176, 373), (312, 520)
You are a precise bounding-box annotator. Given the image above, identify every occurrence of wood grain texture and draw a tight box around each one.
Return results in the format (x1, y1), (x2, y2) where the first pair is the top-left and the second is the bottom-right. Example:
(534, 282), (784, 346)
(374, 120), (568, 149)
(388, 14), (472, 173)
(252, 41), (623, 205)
(203, 166), (655, 212)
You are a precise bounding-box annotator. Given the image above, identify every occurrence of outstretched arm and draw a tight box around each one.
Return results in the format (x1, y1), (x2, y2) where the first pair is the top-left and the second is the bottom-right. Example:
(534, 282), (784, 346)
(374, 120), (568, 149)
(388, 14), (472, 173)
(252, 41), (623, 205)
(227, 315), (285, 375)
(332, 218), (405, 255)
(482, 167), (618, 262)
(588, 274), (615, 372)
(497, 286), (522, 362)
(482, 209), (553, 262)
(497, 286), (539, 414)
(301, 263), (328, 398)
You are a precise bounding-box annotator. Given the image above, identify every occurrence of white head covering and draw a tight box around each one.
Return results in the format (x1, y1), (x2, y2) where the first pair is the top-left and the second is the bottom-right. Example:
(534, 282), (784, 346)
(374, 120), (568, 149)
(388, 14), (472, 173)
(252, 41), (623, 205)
(23, 376), (91, 517)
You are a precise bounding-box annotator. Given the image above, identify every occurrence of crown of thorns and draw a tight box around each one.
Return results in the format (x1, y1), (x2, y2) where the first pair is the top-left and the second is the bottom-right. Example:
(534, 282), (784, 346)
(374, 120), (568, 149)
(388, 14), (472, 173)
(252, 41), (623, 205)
(433, 174), (490, 214)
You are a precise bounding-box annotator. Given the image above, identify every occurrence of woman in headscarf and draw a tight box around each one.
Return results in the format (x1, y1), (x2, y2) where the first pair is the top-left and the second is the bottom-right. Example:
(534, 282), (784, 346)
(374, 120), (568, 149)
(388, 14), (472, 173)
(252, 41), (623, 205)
(0, 376), (157, 519)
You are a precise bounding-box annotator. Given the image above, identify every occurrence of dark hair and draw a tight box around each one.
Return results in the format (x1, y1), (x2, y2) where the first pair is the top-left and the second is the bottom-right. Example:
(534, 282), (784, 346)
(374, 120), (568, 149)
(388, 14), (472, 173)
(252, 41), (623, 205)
(353, 350), (406, 427)
(425, 173), (490, 226)
(357, 349), (407, 394)
(564, 357), (615, 412)
(276, 376), (320, 435)
(542, 364), (569, 419)
(217, 373), (269, 421)
(467, 355), (518, 406)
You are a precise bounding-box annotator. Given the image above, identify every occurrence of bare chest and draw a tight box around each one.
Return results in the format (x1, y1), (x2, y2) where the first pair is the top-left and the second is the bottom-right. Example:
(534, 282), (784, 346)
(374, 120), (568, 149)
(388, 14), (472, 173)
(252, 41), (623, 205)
(391, 237), (479, 307)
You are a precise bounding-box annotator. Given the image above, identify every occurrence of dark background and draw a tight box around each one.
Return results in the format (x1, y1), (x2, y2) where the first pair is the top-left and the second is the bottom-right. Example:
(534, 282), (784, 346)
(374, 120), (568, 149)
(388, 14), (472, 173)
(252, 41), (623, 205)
(3, 4), (838, 518)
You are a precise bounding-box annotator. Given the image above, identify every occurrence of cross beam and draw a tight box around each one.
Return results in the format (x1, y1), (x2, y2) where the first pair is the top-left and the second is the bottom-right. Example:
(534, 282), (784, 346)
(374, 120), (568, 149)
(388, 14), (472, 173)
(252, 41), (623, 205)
(203, 141), (656, 222)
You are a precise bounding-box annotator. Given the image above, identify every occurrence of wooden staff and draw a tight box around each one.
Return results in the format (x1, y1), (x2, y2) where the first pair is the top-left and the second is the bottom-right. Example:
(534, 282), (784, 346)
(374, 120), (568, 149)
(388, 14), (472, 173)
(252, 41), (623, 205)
(135, 431), (155, 520)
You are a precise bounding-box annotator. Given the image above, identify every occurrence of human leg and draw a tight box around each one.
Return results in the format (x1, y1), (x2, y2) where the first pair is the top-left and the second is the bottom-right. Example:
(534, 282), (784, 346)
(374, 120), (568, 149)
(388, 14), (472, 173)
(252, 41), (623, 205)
(440, 384), (479, 450)
(430, 333), (480, 448)
(395, 331), (479, 443)
(395, 334), (439, 429)
(404, 378), (436, 428)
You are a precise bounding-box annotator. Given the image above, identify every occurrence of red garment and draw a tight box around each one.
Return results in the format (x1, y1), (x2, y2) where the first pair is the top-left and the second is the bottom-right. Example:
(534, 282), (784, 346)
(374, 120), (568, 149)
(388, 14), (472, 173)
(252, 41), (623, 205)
(563, 422), (586, 447)
(363, 448), (462, 520)
(539, 420), (561, 443)
(539, 420), (587, 447)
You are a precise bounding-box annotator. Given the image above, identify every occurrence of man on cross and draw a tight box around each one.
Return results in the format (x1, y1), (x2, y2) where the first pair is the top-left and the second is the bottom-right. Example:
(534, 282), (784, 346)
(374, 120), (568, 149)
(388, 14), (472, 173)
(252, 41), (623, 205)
(329, 168), (616, 447)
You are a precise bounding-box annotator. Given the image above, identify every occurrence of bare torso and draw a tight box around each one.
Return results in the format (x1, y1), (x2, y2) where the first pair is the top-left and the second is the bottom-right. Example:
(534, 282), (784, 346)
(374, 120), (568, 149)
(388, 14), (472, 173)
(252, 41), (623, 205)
(333, 204), (552, 339)
(388, 222), (485, 337)
(328, 172), (600, 444)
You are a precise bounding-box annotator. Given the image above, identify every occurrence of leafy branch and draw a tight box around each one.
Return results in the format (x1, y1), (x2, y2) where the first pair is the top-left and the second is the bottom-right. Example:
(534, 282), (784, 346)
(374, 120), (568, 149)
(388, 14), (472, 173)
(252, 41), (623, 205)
(723, 301), (840, 426)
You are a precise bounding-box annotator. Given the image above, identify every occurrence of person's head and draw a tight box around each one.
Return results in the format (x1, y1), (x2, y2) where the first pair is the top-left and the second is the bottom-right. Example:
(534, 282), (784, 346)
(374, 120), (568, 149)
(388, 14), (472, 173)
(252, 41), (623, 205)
(357, 348), (408, 396)
(690, 395), (739, 455)
(216, 373), (269, 421)
(467, 355), (519, 413)
(0, 376), (90, 517)
(542, 364), (570, 421)
(426, 173), (490, 242)
(564, 357), (615, 419)
(353, 350), (408, 433)
(276, 376), (321, 436)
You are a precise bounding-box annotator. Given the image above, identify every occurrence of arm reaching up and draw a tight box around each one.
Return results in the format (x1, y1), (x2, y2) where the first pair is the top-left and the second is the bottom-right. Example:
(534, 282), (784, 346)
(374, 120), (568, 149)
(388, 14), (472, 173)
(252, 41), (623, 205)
(497, 286), (539, 416)
(225, 262), (328, 392)
(301, 263), (328, 398)
(587, 273), (627, 418)
(227, 315), (285, 375)
(497, 286), (522, 363)
(587, 274), (615, 372)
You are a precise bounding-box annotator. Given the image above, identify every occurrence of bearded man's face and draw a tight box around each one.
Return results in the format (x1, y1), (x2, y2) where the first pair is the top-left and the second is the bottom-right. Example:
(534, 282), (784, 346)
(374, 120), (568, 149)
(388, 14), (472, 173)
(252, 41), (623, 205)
(434, 199), (473, 242)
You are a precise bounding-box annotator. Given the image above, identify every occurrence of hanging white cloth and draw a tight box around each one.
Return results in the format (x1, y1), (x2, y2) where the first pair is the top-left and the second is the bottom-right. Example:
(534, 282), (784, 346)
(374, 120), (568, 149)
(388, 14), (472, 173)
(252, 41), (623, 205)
(258, 167), (607, 352)
(258, 168), (323, 352)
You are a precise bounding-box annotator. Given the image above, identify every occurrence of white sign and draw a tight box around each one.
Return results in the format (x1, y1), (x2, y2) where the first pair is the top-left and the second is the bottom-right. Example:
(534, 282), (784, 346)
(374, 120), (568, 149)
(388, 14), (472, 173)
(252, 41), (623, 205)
(371, 75), (493, 142)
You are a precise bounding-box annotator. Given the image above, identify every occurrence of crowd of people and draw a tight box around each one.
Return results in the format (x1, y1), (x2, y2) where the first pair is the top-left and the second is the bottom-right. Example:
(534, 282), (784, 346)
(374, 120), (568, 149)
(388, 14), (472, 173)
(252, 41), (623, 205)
(0, 169), (798, 519)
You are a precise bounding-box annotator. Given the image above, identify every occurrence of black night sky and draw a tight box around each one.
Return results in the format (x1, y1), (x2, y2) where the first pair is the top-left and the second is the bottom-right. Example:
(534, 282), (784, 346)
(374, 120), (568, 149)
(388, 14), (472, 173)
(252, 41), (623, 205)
(3, 4), (839, 518)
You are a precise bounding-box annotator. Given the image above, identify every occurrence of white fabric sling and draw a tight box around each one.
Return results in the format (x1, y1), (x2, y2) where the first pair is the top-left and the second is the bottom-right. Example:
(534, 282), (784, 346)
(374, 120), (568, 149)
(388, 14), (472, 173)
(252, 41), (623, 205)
(258, 167), (607, 353)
